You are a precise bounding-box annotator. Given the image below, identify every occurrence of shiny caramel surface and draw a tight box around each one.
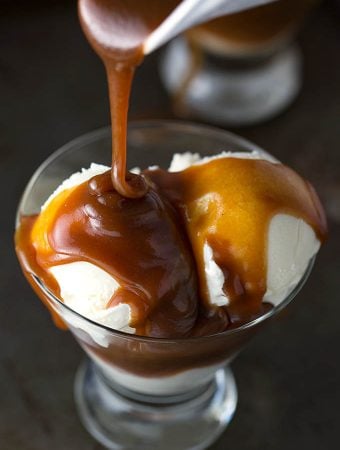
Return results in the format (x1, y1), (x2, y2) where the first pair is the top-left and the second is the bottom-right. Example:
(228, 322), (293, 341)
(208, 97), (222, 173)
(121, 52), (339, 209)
(148, 158), (327, 323)
(15, 158), (326, 338)
(4, 3), (340, 444)
(14, 0), (326, 340)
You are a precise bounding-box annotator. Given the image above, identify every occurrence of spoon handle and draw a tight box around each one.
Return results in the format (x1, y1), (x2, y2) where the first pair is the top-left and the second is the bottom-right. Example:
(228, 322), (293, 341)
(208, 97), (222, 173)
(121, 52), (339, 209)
(144, 0), (277, 54)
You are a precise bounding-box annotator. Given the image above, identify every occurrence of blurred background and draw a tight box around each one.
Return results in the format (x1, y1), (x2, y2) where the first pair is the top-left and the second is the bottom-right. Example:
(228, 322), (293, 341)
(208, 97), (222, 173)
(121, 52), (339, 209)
(1, 0), (340, 449)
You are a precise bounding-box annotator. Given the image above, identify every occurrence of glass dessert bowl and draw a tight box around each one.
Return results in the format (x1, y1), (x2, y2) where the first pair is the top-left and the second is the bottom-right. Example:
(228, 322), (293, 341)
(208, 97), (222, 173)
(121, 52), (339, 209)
(16, 121), (316, 450)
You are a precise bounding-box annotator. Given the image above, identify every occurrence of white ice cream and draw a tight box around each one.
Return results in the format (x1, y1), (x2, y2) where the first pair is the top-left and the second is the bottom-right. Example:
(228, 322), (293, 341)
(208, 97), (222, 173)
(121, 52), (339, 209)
(49, 262), (135, 335)
(43, 153), (320, 344)
(169, 151), (320, 308)
(42, 163), (135, 338)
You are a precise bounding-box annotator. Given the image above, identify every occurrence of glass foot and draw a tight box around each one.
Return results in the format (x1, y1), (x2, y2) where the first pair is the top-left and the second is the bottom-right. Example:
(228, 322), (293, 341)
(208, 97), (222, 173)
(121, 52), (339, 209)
(74, 359), (237, 450)
(161, 37), (302, 126)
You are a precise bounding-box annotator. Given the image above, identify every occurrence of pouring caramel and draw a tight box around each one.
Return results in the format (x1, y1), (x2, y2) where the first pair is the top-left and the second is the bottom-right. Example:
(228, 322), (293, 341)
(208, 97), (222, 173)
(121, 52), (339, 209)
(15, 0), (327, 339)
(78, 0), (180, 198)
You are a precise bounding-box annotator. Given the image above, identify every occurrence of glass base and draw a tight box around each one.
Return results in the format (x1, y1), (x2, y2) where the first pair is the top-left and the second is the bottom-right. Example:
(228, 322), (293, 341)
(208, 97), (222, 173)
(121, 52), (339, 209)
(161, 37), (302, 126)
(74, 359), (237, 450)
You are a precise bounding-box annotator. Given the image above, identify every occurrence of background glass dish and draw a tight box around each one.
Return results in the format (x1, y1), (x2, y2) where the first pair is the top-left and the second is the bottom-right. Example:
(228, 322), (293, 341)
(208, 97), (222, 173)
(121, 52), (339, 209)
(161, 0), (319, 126)
(16, 121), (313, 450)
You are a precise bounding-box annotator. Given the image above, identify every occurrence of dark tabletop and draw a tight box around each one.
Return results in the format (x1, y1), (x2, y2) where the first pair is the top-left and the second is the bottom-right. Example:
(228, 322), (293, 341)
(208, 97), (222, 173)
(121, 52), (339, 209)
(1, 1), (340, 449)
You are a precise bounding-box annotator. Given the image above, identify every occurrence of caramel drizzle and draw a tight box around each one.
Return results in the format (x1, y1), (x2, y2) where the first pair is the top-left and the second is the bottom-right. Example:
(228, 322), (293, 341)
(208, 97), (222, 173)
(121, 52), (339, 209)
(78, 0), (180, 198)
(15, 158), (327, 338)
(14, 1), (327, 339)
(147, 158), (327, 323)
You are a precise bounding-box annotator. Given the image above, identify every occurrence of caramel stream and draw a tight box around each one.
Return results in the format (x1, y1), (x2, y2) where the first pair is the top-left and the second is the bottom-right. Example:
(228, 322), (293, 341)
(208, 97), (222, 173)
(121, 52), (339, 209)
(78, 0), (180, 197)
(15, 0), (326, 339)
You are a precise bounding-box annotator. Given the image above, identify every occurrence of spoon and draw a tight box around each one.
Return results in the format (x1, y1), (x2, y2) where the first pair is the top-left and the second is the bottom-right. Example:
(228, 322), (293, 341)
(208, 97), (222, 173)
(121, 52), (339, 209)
(144, 0), (277, 54)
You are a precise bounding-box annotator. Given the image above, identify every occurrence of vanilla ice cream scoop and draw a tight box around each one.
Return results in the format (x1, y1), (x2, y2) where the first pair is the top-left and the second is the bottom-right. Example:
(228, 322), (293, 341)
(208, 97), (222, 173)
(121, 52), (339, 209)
(30, 161), (199, 339)
(35, 163), (135, 334)
(168, 152), (321, 309)
(148, 151), (326, 323)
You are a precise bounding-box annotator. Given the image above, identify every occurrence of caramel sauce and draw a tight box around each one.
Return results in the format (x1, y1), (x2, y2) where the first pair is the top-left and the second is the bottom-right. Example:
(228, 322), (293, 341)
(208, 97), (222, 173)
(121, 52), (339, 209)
(14, 1), (327, 344)
(15, 158), (327, 338)
(148, 158), (327, 325)
(15, 215), (66, 329)
(21, 172), (200, 338)
(78, 0), (180, 198)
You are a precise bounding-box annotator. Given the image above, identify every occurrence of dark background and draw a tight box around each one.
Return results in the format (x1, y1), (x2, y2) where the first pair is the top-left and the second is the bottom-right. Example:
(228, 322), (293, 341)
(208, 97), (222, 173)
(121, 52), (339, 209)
(1, 1), (340, 449)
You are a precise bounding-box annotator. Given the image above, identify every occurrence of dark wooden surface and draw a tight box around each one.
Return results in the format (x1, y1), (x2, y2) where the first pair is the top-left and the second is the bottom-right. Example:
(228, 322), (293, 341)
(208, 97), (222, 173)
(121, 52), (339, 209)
(1, 1), (340, 449)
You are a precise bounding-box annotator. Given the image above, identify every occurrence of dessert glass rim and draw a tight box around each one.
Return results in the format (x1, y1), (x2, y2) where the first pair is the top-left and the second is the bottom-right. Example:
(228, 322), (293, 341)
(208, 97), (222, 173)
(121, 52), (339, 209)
(16, 120), (273, 226)
(16, 120), (314, 344)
